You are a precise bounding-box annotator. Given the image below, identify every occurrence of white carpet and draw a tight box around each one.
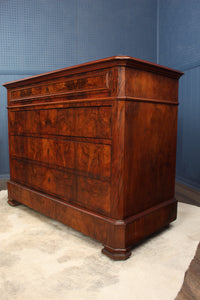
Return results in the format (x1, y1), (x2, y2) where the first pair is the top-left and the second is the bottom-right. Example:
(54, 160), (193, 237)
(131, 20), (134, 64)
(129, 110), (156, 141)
(0, 190), (200, 300)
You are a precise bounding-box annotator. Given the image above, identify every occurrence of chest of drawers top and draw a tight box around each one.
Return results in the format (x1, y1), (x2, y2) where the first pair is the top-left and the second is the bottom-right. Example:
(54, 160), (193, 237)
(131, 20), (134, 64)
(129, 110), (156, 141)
(4, 56), (183, 108)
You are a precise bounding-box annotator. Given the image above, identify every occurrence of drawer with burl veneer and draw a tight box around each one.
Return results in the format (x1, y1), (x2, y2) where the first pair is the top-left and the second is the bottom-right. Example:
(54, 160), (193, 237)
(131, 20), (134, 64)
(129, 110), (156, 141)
(8, 106), (112, 139)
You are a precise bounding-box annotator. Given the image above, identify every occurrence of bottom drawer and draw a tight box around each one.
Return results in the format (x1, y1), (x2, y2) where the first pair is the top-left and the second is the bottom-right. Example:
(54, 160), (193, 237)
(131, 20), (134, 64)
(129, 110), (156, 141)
(10, 159), (111, 216)
(10, 159), (75, 201)
(77, 177), (111, 215)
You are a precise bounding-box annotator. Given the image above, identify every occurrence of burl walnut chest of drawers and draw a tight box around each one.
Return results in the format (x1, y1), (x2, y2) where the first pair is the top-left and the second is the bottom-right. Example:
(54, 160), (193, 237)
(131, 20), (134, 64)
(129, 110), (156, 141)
(3, 56), (183, 260)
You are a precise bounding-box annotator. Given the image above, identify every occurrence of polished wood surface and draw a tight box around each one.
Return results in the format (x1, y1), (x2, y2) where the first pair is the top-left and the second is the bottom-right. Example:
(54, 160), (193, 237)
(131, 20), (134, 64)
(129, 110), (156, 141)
(4, 56), (183, 260)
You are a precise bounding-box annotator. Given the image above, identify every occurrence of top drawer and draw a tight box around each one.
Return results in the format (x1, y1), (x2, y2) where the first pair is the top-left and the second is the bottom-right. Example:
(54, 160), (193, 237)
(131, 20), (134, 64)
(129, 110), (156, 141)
(8, 70), (112, 105)
(4, 56), (183, 107)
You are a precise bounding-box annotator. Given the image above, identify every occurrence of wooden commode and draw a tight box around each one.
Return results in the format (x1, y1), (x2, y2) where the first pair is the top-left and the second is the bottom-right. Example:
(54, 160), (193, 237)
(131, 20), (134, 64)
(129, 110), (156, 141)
(3, 56), (183, 260)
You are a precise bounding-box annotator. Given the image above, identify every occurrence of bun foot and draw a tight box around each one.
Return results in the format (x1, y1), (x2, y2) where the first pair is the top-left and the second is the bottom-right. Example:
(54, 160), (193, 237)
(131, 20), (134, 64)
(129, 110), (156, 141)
(102, 245), (132, 260)
(8, 199), (21, 206)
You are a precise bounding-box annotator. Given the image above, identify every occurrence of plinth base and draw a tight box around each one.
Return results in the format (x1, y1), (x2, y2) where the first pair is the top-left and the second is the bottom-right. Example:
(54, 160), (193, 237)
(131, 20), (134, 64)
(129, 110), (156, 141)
(102, 245), (132, 260)
(8, 199), (21, 206)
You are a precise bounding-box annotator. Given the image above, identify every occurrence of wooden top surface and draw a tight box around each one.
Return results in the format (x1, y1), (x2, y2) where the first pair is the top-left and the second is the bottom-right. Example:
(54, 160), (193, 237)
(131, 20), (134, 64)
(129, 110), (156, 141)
(3, 56), (183, 88)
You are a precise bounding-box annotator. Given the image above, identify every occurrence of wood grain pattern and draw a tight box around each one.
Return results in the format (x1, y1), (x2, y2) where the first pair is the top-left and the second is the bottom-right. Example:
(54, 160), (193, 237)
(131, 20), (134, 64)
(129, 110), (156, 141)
(76, 142), (111, 179)
(77, 177), (111, 215)
(10, 136), (75, 170)
(10, 136), (111, 179)
(124, 101), (178, 217)
(125, 67), (179, 101)
(4, 56), (183, 260)
(10, 159), (75, 202)
(10, 73), (109, 100)
(9, 106), (112, 139)
(110, 100), (126, 219)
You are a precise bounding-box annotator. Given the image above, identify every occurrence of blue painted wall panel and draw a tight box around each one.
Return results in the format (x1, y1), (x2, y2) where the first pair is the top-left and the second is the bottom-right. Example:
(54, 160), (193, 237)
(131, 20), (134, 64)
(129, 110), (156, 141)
(0, 0), (157, 73)
(0, 0), (157, 177)
(159, 0), (200, 190)
(176, 67), (200, 190)
(159, 0), (200, 70)
(0, 0), (77, 72)
(74, 0), (157, 64)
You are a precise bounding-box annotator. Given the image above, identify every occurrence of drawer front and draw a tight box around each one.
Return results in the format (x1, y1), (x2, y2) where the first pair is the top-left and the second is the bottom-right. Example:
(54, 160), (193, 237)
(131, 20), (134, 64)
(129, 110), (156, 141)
(10, 136), (75, 170)
(10, 158), (111, 216)
(10, 159), (75, 202)
(77, 177), (111, 214)
(9, 106), (112, 139)
(9, 70), (110, 103)
(74, 106), (111, 139)
(10, 136), (111, 179)
(76, 142), (111, 178)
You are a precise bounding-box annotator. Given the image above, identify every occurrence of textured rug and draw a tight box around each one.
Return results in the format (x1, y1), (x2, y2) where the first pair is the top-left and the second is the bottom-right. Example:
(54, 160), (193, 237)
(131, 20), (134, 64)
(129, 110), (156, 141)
(0, 190), (200, 300)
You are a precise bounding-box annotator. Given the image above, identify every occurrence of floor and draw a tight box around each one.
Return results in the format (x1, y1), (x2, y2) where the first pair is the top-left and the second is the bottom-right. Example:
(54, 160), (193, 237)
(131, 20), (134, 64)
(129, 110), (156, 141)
(174, 182), (200, 300)
(0, 179), (200, 300)
(1, 190), (200, 300)
(176, 242), (200, 300)
(0, 179), (7, 191)
(175, 181), (200, 207)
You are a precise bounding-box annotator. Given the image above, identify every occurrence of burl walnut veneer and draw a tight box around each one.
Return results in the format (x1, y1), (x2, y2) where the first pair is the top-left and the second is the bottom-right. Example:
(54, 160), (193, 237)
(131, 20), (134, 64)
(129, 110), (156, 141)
(3, 56), (183, 260)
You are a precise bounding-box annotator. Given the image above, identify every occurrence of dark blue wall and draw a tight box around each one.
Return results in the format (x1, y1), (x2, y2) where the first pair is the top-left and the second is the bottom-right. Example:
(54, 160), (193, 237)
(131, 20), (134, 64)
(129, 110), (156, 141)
(1, 0), (200, 191)
(0, 0), (157, 73)
(0, 0), (157, 178)
(159, 0), (200, 190)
